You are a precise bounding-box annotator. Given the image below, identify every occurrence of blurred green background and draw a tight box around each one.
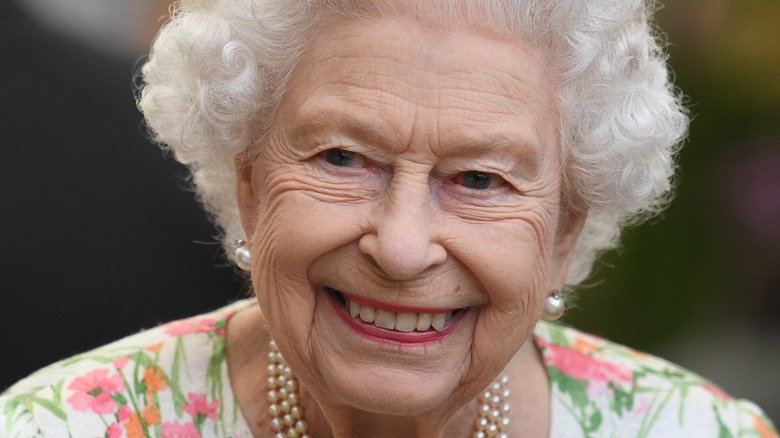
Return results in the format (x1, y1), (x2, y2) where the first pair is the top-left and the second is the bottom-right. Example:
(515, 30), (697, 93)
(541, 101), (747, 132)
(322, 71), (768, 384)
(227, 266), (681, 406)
(564, 0), (780, 423)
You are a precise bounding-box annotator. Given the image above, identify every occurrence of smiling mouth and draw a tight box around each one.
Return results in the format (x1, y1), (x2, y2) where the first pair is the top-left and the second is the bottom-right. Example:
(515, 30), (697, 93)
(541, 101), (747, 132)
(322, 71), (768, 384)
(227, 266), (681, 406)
(324, 286), (463, 333)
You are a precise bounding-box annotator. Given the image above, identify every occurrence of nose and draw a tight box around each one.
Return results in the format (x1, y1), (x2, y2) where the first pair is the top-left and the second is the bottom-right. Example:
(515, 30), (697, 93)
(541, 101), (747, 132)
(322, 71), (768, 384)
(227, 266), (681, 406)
(358, 176), (447, 280)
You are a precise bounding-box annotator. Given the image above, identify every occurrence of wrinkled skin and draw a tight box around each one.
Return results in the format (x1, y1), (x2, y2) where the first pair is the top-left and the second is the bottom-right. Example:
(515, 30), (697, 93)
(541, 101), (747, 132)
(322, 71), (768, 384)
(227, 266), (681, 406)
(230, 15), (585, 438)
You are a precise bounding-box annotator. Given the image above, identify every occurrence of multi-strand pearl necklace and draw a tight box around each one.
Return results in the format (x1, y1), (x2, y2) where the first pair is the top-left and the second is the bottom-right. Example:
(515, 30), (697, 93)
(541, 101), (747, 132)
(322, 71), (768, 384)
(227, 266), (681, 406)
(267, 340), (510, 438)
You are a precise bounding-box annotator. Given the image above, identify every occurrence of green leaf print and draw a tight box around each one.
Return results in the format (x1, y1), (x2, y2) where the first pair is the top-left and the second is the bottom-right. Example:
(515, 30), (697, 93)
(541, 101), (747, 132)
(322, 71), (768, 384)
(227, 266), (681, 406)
(549, 367), (589, 409)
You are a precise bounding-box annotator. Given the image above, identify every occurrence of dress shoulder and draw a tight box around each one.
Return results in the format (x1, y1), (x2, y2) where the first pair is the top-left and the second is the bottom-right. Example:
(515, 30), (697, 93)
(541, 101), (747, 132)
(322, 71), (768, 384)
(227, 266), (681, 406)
(0, 299), (255, 438)
(534, 321), (778, 437)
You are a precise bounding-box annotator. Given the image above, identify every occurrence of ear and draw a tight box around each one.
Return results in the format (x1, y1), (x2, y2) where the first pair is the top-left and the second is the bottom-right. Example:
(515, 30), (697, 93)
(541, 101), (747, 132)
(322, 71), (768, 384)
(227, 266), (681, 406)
(549, 208), (587, 289)
(235, 154), (258, 238)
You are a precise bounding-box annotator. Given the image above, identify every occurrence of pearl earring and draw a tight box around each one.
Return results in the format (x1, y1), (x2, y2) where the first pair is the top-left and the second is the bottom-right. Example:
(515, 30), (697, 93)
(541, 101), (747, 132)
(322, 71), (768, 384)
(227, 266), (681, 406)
(542, 290), (565, 321)
(235, 239), (252, 271)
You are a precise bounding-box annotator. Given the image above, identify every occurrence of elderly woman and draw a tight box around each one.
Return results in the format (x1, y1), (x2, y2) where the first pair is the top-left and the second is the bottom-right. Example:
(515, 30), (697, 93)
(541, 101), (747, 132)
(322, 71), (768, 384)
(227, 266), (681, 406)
(1, 0), (777, 437)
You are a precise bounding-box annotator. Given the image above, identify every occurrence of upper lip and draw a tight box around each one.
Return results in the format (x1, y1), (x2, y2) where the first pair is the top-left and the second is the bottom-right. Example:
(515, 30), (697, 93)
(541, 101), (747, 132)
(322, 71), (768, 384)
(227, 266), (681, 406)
(324, 286), (462, 314)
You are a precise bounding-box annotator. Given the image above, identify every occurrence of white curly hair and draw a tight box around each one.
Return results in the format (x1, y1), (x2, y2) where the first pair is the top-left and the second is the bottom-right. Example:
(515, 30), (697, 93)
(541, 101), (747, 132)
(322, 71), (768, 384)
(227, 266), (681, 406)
(137, 0), (688, 287)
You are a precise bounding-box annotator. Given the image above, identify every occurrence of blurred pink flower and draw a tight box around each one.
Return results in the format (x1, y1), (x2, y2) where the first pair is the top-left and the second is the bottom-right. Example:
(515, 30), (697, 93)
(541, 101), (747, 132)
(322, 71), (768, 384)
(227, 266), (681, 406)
(66, 369), (125, 414)
(183, 393), (220, 420)
(106, 422), (122, 438)
(161, 420), (202, 438)
(163, 313), (232, 337)
(634, 398), (649, 414)
(117, 405), (131, 422)
(702, 384), (731, 401)
(113, 356), (129, 369)
(537, 338), (633, 384)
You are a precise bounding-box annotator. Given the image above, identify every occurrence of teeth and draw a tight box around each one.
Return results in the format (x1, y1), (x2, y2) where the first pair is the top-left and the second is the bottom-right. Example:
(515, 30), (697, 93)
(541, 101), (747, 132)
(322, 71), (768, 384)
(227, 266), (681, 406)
(395, 312), (417, 332)
(342, 294), (454, 333)
(349, 298), (360, 318)
(359, 305), (375, 323)
(416, 313), (432, 331)
(431, 313), (446, 332)
(374, 309), (396, 330)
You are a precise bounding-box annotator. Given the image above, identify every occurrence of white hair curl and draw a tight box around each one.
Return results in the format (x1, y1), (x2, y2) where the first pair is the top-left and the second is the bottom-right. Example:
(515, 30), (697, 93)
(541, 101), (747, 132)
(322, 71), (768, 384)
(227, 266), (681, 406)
(137, 0), (688, 287)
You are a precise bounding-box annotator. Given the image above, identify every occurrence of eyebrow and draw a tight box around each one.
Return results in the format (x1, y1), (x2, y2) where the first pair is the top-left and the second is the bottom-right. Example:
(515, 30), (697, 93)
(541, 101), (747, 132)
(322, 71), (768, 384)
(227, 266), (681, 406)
(289, 108), (405, 154)
(445, 134), (541, 178)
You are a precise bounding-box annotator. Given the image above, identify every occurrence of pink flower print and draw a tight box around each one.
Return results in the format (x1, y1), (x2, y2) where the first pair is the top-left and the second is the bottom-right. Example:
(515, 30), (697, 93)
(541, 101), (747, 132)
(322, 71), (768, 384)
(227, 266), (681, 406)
(163, 315), (229, 337)
(702, 384), (731, 401)
(585, 379), (609, 398)
(183, 392), (220, 421)
(161, 420), (202, 438)
(537, 338), (633, 385)
(113, 356), (129, 369)
(117, 405), (131, 422)
(633, 397), (649, 415)
(106, 422), (122, 438)
(66, 369), (126, 414)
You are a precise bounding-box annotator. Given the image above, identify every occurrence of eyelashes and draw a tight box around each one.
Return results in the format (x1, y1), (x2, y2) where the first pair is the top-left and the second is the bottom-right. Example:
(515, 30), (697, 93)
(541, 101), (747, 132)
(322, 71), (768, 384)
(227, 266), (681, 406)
(321, 149), (367, 168)
(319, 148), (505, 191)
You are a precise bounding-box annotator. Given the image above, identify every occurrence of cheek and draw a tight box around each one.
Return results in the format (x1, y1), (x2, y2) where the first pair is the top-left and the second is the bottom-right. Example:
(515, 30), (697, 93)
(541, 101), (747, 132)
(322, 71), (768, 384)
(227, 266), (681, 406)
(449, 207), (557, 342)
(249, 175), (371, 301)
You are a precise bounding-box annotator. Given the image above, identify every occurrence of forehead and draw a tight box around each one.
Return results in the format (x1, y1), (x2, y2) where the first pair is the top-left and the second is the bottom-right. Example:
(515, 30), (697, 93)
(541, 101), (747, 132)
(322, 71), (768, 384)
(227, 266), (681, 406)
(277, 16), (558, 163)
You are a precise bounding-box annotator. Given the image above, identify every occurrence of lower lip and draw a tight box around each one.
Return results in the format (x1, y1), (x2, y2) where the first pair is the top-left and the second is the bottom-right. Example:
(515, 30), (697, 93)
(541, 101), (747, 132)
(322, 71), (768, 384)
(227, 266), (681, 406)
(324, 289), (468, 346)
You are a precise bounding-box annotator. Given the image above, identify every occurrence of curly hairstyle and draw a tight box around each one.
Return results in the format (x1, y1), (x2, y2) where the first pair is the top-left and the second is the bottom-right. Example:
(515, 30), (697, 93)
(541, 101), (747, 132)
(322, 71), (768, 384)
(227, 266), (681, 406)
(137, 0), (688, 287)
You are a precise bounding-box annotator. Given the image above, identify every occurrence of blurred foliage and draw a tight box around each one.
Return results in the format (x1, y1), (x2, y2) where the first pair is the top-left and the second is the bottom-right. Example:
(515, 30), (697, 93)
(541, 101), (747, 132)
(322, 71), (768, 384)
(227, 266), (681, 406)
(563, 0), (780, 368)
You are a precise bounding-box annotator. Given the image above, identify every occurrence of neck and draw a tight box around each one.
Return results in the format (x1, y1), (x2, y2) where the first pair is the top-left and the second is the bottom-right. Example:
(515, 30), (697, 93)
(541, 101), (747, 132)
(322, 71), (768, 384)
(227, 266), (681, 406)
(307, 394), (478, 438)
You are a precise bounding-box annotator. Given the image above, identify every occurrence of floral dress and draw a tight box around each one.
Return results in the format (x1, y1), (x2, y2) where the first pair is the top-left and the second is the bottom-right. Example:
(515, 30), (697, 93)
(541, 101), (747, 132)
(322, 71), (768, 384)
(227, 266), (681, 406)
(1, 300), (777, 438)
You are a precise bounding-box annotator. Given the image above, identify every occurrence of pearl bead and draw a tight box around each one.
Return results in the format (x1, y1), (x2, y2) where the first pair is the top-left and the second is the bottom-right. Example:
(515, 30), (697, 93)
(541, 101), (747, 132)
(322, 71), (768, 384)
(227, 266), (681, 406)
(543, 291), (565, 320)
(234, 245), (251, 271)
(295, 420), (308, 432)
(283, 414), (294, 426)
(267, 390), (279, 403)
(270, 418), (283, 431)
(269, 404), (280, 417)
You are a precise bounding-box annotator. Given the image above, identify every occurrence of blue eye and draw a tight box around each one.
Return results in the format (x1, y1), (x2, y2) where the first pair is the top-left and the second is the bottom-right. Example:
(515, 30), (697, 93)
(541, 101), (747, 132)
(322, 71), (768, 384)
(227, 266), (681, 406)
(459, 171), (502, 190)
(324, 149), (361, 167)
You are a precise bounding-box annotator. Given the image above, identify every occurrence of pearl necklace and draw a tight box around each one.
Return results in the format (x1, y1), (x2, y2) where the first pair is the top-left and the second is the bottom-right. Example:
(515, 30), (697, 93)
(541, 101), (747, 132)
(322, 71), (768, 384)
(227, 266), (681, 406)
(267, 340), (510, 438)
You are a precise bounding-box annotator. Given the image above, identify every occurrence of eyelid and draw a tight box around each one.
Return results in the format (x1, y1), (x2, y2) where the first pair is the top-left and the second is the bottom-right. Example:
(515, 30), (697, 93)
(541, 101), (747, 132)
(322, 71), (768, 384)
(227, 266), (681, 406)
(456, 171), (505, 189)
(317, 147), (371, 170)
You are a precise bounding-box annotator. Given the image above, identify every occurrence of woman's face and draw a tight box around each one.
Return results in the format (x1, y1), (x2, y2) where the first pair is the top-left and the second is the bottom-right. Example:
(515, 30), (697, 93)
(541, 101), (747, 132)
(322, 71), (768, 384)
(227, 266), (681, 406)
(237, 17), (583, 417)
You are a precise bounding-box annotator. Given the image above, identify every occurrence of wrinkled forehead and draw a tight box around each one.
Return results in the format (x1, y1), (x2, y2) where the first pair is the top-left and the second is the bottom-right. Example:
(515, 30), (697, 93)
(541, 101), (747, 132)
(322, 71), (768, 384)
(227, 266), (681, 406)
(275, 15), (561, 174)
(310, 0), (550, 48)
